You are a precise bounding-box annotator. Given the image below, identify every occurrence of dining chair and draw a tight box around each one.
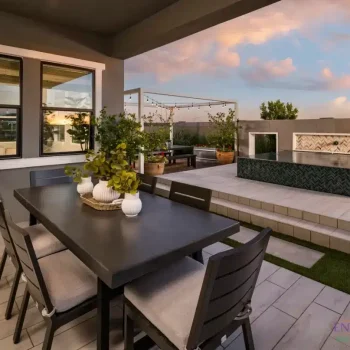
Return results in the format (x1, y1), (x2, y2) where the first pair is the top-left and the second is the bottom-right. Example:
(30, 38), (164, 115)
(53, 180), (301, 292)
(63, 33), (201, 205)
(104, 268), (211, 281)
(5, 211), (97, 350)
(124, 227), (272, 350)
(29, 168), (73, 225)
(169, 181), (212, 263)
(169, 181), (212, 211)
(0, 196), (66, 320)
(138, 174), (158, 194)
(30, 168), (73, 187)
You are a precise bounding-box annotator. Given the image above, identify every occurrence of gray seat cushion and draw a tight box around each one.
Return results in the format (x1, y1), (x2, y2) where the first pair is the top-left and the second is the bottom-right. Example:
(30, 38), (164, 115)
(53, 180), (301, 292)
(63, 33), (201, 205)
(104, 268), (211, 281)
(39, 250), (97, 313)
(125, 257), (206, 350)
(24, 224), (66, 258)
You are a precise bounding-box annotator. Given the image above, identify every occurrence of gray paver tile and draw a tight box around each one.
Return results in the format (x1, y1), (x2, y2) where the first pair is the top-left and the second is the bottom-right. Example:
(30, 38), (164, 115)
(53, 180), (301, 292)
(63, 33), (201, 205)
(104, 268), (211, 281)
(315, 286), (350, 314)
(275, 303), (340, 350)
(274, 276), (325, 318)
(267, 268), (301, 289)
(226, 306), (295, 350)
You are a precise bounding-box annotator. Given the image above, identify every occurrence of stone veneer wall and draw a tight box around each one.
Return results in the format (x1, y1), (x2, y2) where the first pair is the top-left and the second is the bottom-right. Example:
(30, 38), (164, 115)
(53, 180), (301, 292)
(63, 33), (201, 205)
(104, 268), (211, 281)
(294, 134), (350, 154)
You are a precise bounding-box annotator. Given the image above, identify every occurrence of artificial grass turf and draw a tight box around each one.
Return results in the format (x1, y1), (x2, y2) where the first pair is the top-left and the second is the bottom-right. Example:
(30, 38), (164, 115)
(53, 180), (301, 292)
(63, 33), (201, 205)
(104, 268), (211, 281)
(223, 222), (350, 294)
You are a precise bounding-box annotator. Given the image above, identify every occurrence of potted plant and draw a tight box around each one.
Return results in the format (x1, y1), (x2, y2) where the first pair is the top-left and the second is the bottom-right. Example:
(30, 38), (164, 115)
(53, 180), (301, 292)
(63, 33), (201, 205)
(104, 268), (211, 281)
(142, 114), (170, 175)
(208, 108), (237, 165)
(83, 144), (129, 203)
(64, 166), (93, 195)
(93, 108), (143, 164)
(108, 168), (142, 217)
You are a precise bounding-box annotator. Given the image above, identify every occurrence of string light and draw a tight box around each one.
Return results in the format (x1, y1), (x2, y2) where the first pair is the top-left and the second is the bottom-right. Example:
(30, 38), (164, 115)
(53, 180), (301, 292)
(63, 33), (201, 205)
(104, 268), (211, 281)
(209, 103), (211, 108)
(147, 97), (149, 102)
(129, 95), (132, 100)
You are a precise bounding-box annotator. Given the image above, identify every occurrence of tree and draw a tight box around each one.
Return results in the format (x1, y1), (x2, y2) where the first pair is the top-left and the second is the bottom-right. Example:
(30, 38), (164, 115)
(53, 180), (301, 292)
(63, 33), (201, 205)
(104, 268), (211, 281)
(207, 108), (237, 151)
(66, 112), (90, 151)
(260, 100), (298, 120)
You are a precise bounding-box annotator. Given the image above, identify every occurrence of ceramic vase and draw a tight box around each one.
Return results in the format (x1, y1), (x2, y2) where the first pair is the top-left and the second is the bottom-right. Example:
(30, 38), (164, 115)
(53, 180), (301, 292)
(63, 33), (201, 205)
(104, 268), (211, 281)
(121, 192), (142, 217)
(77, 176), (94, 195)
(93, 180), (120, 203)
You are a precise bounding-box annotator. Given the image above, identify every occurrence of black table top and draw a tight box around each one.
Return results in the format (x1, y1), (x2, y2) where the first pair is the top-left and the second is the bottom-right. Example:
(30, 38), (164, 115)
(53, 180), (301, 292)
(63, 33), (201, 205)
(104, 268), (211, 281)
(14, 184), (239, 289)
(239, 150), (350, 169)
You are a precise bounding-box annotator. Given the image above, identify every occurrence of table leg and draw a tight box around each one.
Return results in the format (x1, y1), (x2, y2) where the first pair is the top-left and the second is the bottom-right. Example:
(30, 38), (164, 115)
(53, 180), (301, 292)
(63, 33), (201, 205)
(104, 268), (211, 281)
(29, 214), (37, 226)
(97, 278), (111, 350)
(192, 250), (204, 264)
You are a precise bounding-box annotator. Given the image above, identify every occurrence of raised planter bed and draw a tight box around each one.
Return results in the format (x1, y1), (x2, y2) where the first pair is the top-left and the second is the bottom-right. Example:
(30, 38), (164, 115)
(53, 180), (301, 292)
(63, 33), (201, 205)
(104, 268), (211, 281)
(193, 147), (217, 162)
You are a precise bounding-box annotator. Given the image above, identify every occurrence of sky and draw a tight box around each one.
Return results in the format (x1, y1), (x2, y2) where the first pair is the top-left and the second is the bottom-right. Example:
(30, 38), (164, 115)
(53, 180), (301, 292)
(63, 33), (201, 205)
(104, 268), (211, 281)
(124, 0), (350, 121)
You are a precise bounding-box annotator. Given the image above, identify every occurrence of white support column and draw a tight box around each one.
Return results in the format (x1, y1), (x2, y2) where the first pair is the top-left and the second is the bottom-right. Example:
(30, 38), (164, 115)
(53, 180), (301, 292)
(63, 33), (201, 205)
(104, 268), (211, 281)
(138, 88), (145, 174)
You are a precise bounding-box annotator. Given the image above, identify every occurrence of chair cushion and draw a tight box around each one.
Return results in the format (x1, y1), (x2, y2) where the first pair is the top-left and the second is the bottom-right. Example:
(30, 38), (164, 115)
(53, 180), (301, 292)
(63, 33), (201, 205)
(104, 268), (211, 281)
(125, 257), (206, 350)
(24, 224), (66, 258)
(39, 250), (97, 313)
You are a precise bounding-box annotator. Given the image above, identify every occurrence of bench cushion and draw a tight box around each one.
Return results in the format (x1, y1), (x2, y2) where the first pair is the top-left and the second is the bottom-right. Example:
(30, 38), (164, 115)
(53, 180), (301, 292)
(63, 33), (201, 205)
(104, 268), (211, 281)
(125, 257), (205, 349)
(24, 224), (67, 259)
(39, 250), (97, 312)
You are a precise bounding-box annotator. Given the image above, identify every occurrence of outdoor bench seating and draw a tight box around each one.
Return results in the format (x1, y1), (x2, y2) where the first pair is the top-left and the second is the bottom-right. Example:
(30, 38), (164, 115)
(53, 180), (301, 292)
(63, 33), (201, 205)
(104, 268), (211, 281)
(167, 154), (197, 167)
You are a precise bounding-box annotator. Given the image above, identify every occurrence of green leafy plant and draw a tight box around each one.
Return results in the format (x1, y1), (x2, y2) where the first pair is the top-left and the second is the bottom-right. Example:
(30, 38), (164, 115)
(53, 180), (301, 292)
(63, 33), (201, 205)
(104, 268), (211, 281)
(84, 143), (128, 181)
(64, 166), (90, 183)
(207, 108), (237, 152)
(93, 108), (143, 162)
(108, 169), (141, 195)
(142, 113), (171, 163)
(65, 112), (90, 151)
(260, 100), (298, 120)
(83, 143), (140, 193)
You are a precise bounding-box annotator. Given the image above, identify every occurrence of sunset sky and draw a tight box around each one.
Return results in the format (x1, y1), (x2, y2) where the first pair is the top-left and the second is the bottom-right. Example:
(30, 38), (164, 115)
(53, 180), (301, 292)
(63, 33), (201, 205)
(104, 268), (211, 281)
(125, 0), (350, 121)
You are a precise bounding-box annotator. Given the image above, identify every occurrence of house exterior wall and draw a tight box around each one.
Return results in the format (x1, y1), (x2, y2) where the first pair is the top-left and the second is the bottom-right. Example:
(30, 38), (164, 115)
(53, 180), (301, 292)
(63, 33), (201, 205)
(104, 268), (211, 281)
(0, 14), (124, 221)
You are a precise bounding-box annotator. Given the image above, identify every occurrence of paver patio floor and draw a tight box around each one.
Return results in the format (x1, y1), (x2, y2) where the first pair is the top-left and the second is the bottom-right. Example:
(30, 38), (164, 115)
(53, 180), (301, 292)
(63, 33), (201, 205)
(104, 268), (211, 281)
(0, 238), (348, 349)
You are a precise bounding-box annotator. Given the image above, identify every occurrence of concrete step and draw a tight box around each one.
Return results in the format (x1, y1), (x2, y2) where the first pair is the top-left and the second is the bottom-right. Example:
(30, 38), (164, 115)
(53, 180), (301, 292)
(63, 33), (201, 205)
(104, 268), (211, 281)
(155, 182), (350, 254)
(156, 177), (350, 232)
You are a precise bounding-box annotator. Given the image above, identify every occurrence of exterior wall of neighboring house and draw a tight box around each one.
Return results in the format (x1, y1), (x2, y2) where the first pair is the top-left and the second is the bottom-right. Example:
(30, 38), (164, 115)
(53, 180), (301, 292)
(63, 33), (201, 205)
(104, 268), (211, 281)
(0, 13), (124, 221)
(237, 119), (350, 156)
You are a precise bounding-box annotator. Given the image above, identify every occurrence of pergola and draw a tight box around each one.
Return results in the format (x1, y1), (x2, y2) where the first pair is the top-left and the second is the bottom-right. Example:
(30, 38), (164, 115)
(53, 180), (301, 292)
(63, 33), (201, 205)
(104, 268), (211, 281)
(124, 88), (238, 173)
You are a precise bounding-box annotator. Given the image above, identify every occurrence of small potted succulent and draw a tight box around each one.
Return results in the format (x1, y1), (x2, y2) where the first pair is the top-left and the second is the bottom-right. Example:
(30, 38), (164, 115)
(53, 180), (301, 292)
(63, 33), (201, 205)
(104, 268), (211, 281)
(208, 108), (237, 165)
(109, 169), (141, 217)
(64, 166), (93, 195)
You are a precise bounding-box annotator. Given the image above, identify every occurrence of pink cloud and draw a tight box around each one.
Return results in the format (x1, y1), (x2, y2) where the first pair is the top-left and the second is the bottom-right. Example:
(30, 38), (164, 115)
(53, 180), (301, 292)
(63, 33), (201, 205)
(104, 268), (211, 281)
(241, 57), (296, 82)
(320, 68), (350, 90)
(322, 67), (333, 79)
(125, 0), (350, 82)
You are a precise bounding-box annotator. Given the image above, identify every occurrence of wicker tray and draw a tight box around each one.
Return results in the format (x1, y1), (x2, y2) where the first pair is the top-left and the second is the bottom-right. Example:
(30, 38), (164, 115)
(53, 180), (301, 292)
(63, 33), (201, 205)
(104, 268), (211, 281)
(80, 193), (122, 211)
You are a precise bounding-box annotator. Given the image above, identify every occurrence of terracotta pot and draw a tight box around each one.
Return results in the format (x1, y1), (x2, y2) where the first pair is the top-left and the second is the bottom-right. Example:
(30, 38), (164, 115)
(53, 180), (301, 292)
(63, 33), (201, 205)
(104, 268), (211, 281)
(216, 150), (234, 165)
(144, 162), (165, 176)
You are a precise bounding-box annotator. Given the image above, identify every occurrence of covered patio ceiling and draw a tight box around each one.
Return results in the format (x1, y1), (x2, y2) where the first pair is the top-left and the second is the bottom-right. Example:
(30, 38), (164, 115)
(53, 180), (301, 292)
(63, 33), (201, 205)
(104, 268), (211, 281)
(0, 0), (279, 59)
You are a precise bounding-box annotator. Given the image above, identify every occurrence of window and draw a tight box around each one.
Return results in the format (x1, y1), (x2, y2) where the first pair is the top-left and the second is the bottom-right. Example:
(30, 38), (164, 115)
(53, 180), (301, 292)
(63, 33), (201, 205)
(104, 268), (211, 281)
(41, 63), (94, 155)
(0, 56), (22, 158)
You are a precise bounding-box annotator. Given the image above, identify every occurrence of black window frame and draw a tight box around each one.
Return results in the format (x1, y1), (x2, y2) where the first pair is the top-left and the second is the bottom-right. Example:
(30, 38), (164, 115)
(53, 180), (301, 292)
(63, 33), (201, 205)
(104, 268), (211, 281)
(40, 61), (95, 157)
(0, 54), (23, 160)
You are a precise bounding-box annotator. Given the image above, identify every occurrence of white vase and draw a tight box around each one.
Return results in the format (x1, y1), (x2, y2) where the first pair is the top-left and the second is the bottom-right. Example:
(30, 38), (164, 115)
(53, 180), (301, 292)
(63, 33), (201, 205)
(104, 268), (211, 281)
(93, 180), (120, 203)
(122, 192), (142, 217)
(77, 177), (94, 195)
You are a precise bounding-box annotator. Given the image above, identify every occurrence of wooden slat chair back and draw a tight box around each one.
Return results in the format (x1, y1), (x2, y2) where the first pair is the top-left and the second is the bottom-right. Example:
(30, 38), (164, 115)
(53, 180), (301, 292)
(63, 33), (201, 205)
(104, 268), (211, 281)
(169, 181), (212, 211)
(4, 210), (54, 315)
(187, 227), (272, 349)
(0, 197), (18, 265)
(30, 168), (73, 187)
(138, 174), (157, 194)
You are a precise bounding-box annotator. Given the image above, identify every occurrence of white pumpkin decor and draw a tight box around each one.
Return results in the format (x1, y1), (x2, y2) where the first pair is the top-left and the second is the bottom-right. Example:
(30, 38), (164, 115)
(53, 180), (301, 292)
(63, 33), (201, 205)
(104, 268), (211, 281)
(93, 180), (120, 203)
(121, 192), (142, 217)
(77, 177), (94, 195)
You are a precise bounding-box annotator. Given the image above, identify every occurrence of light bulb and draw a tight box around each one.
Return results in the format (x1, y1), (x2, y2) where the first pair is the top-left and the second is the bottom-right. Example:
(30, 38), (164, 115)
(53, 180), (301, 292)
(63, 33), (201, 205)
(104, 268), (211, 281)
(129, 95), (132, 100)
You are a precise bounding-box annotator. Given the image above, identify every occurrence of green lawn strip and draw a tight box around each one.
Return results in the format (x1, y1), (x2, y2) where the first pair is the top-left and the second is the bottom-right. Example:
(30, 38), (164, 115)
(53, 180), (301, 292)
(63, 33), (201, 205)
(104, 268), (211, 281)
(222, 222), (350, 294)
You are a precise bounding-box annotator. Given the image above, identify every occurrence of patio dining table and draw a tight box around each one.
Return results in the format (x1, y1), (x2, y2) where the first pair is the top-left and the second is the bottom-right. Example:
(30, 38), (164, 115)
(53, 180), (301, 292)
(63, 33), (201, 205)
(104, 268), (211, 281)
(14, 183), (239, 350)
